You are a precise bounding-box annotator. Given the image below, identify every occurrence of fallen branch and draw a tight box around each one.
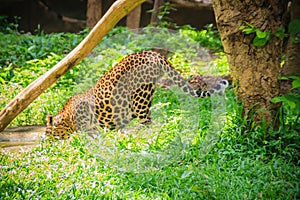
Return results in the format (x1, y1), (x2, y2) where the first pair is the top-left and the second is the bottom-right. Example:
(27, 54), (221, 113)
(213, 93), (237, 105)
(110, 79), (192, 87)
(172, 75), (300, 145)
(0, 0), (146, 132)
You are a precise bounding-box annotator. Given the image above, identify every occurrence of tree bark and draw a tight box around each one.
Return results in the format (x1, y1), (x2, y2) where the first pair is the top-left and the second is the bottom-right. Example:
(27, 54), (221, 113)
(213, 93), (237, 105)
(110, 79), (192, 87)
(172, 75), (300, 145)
(0, 0), (146, 132)
(150, 0), (164, 24)
(283, 0), (300, 77)
(126, 5), (141, 29)
(212, 0), (288, 127)
(87, 0), (102, 28)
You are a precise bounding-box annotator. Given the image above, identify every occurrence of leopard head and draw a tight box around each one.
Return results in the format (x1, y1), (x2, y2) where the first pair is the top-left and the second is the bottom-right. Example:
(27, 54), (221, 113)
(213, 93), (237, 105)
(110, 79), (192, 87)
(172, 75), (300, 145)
(46, 114), (75, 140)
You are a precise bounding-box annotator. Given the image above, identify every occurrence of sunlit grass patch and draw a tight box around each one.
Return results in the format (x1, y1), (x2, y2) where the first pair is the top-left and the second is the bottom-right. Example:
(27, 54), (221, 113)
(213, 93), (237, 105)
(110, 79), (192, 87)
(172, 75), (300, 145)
(0, 25), (299, 199)
(1, 123), (299, 199)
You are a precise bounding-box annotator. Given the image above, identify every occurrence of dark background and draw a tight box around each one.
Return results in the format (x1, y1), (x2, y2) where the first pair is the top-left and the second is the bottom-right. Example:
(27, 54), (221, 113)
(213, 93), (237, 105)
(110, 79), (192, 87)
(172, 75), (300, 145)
(0, 0), (215, 33)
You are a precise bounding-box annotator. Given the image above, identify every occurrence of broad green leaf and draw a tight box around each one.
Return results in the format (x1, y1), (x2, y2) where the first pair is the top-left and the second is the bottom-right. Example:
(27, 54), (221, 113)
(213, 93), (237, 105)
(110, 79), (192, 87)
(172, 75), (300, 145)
(287, 75), (300, 81)
(292, 79), (300, 90)
(241, 27), (256, 34)
(270, 96), (285, 104)
(285, 94), (299, 109)
(286, 98), (296, 109)
(271, 94), (299, 110)
(239, 23), (256, 34)
(253, 36), (268, 46)
(278, 76), (289, 80)
(256, 30), (268, 38)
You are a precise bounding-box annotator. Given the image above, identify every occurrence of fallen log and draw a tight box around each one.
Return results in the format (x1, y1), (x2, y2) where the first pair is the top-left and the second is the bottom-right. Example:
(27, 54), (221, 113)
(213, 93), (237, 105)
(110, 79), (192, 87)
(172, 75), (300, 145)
(0, 0), (146, 132)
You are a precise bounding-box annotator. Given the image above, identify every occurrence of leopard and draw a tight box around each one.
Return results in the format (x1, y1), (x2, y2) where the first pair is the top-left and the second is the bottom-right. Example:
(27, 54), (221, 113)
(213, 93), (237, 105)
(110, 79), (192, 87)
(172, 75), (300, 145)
(46, 50), (228, 139)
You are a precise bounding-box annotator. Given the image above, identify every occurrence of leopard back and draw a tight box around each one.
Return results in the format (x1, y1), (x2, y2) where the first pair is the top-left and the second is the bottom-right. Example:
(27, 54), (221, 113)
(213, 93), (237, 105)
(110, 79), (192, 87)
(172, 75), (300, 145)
(46, 50), (228, 139)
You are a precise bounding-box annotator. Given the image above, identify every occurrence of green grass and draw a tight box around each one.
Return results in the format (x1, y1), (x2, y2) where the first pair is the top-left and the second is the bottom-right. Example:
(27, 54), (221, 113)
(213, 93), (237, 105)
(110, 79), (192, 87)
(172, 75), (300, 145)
(1, 112), (299, 199)
(0, 24), (299, 199)
(0, 26), (229, 126)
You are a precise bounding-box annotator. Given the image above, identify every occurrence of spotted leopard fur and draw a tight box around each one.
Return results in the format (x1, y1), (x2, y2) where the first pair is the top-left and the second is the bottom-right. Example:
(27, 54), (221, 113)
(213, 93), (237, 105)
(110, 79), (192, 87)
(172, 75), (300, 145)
(46, 50), (228, 139)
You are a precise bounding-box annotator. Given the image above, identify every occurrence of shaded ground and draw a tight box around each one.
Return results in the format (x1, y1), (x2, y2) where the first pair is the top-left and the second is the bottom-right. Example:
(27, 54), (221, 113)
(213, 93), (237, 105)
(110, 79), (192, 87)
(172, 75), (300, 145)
(0, 125), (45, 151)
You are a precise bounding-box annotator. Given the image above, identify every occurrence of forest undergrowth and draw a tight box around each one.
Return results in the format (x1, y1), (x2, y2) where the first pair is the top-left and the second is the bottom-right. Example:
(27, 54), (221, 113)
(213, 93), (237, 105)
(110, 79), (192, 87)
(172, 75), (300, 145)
(0, 20), (299, 199)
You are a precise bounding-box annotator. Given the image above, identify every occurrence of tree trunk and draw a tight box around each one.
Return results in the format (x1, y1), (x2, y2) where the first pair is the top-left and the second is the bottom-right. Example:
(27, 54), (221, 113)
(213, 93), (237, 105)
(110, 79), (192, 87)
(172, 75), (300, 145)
(150, 0), (164, 24)
(126, 5), (141, 29)
(212, 0), (288, 127)
(0, 0), (146, 132)
(283, 0), (300, 77)
(86, 0), (102, 28)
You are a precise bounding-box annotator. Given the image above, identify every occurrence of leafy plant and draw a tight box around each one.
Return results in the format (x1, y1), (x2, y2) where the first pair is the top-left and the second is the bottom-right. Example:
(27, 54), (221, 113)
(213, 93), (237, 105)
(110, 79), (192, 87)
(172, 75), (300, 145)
(0, 15), (20, 33)
(239, 22), (270, 46)
(271, 76), (300, 126)
(240, 20), (300, 46)
(147, 2), (177, 28)
(181, 24), (223, 52)
(0, 29), (87, 83)
(157, 2), (176, 21)
(0, 23), (299, 200)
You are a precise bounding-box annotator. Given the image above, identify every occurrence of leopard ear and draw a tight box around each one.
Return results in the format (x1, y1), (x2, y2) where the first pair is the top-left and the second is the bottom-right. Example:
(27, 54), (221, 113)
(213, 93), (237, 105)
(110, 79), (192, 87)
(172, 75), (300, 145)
(46, 115), (53, 125)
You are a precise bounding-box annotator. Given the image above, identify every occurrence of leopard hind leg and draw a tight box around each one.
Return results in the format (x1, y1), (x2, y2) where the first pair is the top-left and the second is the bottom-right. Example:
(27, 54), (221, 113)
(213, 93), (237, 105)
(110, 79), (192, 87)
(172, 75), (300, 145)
(111, 90), (133, 129)
(131, 83), (155, 125)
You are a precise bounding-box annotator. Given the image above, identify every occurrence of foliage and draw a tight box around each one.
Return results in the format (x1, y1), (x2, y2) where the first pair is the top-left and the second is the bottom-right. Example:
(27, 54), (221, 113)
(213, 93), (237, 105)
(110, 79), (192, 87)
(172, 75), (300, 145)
(0, 27), (88, 126)
(207, 52), (229, 75)
(157, 2), (176, 21)
(0, 94), (299, 199)
(0, 16), (19, 33)
(0, 25), (226, 126)
(0, 23), (299, 199)
(240, 20), (300, 46)
(1, 87), (300, 199)
(239, 22), (270, 46)
(147, 1), (177, 28)
(271, 76), (300, 130)
(271, 76), (300, 109)
(181, 24), (223, 52)
(0, 28), (88, 83)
